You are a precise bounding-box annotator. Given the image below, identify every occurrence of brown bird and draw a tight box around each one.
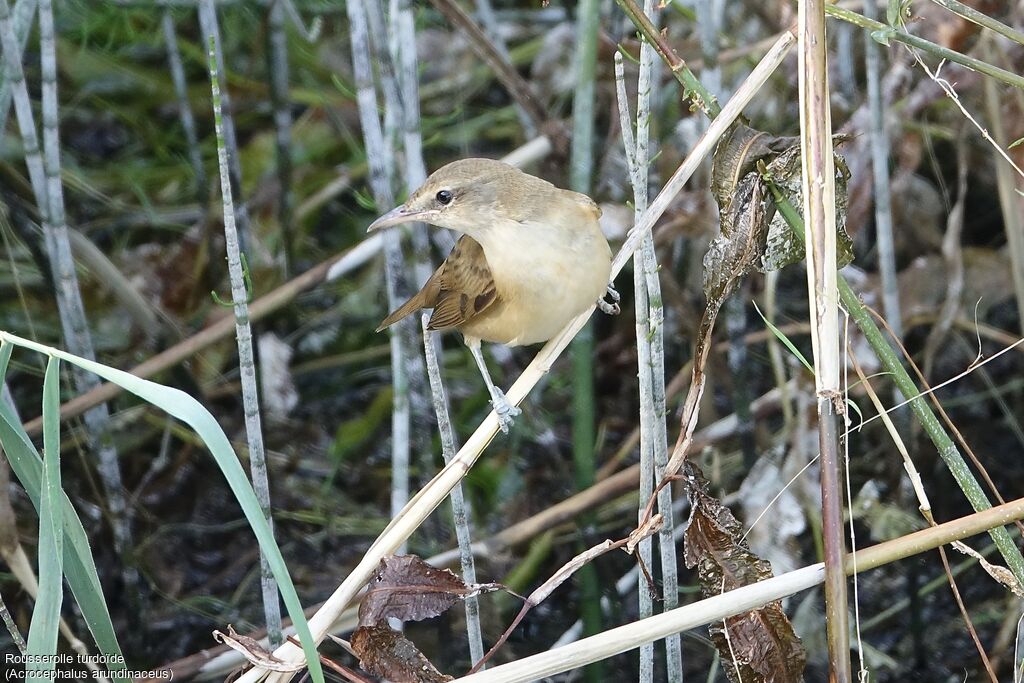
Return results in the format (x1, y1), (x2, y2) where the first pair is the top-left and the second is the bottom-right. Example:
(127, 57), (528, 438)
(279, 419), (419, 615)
(369, 158), (618, 432)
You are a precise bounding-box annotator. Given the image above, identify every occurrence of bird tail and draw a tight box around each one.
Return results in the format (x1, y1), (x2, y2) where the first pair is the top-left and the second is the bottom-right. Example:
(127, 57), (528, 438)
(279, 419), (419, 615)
(376, 293), (424, 332)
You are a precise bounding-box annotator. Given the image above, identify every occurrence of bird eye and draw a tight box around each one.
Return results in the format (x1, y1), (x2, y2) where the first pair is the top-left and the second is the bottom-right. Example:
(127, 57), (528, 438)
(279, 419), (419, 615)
(435, 190), (453, 205)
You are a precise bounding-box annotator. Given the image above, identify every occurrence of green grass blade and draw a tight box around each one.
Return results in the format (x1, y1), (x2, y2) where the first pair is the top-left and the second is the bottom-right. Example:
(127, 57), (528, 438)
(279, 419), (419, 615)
(753, 300), (815, 375)
(26, 357), (64, 666)
(0, 340), (11, 386)
(0, 331), (321, 677)
(0, 343), (127, 682)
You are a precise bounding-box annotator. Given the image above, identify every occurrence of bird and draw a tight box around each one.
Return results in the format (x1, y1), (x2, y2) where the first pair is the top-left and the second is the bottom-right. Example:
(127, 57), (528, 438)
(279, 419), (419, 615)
(368, 157), (619, 433)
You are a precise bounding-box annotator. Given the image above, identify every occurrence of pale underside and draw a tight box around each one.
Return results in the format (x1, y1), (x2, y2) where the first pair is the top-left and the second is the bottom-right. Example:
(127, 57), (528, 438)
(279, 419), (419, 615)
(378, 220), (611, 347)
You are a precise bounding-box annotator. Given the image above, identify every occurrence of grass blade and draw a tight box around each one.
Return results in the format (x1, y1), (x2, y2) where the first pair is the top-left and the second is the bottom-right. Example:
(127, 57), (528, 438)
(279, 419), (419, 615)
(0, 342), (126, 681)
(26, 356), (63, 665)
(0, 331), (322, 682)
(753, 301), (815, 375)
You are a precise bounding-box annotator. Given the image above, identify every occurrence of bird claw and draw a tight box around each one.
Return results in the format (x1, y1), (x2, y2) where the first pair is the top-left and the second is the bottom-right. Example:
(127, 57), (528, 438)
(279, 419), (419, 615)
(490, 389), (521, 434)
(598, 285), (621, 315)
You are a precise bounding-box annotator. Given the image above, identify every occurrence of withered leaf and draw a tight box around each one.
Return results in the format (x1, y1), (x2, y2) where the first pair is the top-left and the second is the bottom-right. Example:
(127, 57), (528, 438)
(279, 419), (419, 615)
(710, 608), (806, 683)
(711, 122), (798, 207)
(703, 171), (769, 305)
(761, 145), (853, 272)
(212, 625), (305, 673)
(708, 122), (854, 298)
(682, 462), (806, 683)
(359, 554), (474, 626)
(351, 624), (453, 683)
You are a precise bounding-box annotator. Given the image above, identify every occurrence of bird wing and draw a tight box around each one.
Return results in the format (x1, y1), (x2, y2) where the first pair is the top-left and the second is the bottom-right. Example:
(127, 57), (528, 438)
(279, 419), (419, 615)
(376, 235), (499, 332)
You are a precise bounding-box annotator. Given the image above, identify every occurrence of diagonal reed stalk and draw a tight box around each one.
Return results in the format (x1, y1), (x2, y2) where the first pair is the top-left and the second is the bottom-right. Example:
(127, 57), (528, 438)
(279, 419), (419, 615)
(450, 494), (1024, 682)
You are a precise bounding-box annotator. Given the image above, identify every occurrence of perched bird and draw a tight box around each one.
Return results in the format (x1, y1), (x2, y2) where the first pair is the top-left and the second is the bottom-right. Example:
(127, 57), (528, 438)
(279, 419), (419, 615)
(369, 158), (619, 432)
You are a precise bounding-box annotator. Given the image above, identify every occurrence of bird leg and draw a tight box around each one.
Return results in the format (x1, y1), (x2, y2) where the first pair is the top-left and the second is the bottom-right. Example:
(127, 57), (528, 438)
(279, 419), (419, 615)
(466, 338), (520, 433)
(597, 284), (621, 315)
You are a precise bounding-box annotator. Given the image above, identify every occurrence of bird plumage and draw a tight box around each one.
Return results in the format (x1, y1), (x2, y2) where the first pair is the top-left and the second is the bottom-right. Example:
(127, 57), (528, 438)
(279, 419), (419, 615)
(374, 158), (611, 347)
(376, 235), (497, 333)
(368, 157), (615, 431)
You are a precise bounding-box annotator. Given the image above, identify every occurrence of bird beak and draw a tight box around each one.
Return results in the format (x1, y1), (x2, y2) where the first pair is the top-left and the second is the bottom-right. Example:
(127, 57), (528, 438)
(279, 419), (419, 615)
(367, 205), (434, 232)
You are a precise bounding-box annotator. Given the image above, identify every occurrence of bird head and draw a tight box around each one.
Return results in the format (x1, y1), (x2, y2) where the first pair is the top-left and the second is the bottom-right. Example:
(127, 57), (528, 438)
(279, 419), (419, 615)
(367, 158), (550, 234)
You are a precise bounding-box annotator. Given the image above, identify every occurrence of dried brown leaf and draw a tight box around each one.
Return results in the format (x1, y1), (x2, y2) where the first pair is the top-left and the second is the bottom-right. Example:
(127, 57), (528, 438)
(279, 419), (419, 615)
(951, 540), (1024, 597)
(359, 555), (469, 626)
(212, 625), (306, 673)
(703, 172), (769, 304)
(682, 462), (806, 683)
(351, 624), (453, 683)
(707, 123), (854, 302)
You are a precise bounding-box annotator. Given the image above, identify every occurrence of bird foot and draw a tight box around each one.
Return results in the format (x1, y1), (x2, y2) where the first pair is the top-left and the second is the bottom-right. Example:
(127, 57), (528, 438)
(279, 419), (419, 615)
(598, 285), (621, 315)
(490, 389), (521, 434)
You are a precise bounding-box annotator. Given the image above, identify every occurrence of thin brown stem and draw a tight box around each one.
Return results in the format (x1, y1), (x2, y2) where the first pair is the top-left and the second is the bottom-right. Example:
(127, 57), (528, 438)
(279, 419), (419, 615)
(427, 0), (549, 134)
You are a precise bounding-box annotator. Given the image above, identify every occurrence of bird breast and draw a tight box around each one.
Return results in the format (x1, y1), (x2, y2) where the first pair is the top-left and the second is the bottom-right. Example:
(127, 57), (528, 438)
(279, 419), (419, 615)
(463, 217), (612, 347)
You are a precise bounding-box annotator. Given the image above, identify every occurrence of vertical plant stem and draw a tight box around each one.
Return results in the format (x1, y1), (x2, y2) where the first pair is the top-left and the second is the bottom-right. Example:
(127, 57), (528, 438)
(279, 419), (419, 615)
(345, 0), (412, 558)
(385, 0), (441, 416)
(724, 295), (756, 468)
(763, 272), (794, 427)
(161, 10), (209, 212)
(0, 0), (46, 233)
(624, 0), (683, 673)
(835, 24), (857, 103)
(388, 0), (433, 285)
(796, 0), (849, 679)
(207, 34), (282, 648)
(8, 0), (136, 589)
(472, 0), (535, 137)
(694, 0), (721, 102)
(772, 191), (1024, 586)
(198, 0), (254, 256)
(570, 0), (602, 677)
(363, 0), (407, 177)
(614, 52), (656, 683)
(0, 0), (35, 147)
(370, 0), (434, 553)
(421, 316), (486, 667)
(267, 0), (295, 278)
(862, 0), (902, 343)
